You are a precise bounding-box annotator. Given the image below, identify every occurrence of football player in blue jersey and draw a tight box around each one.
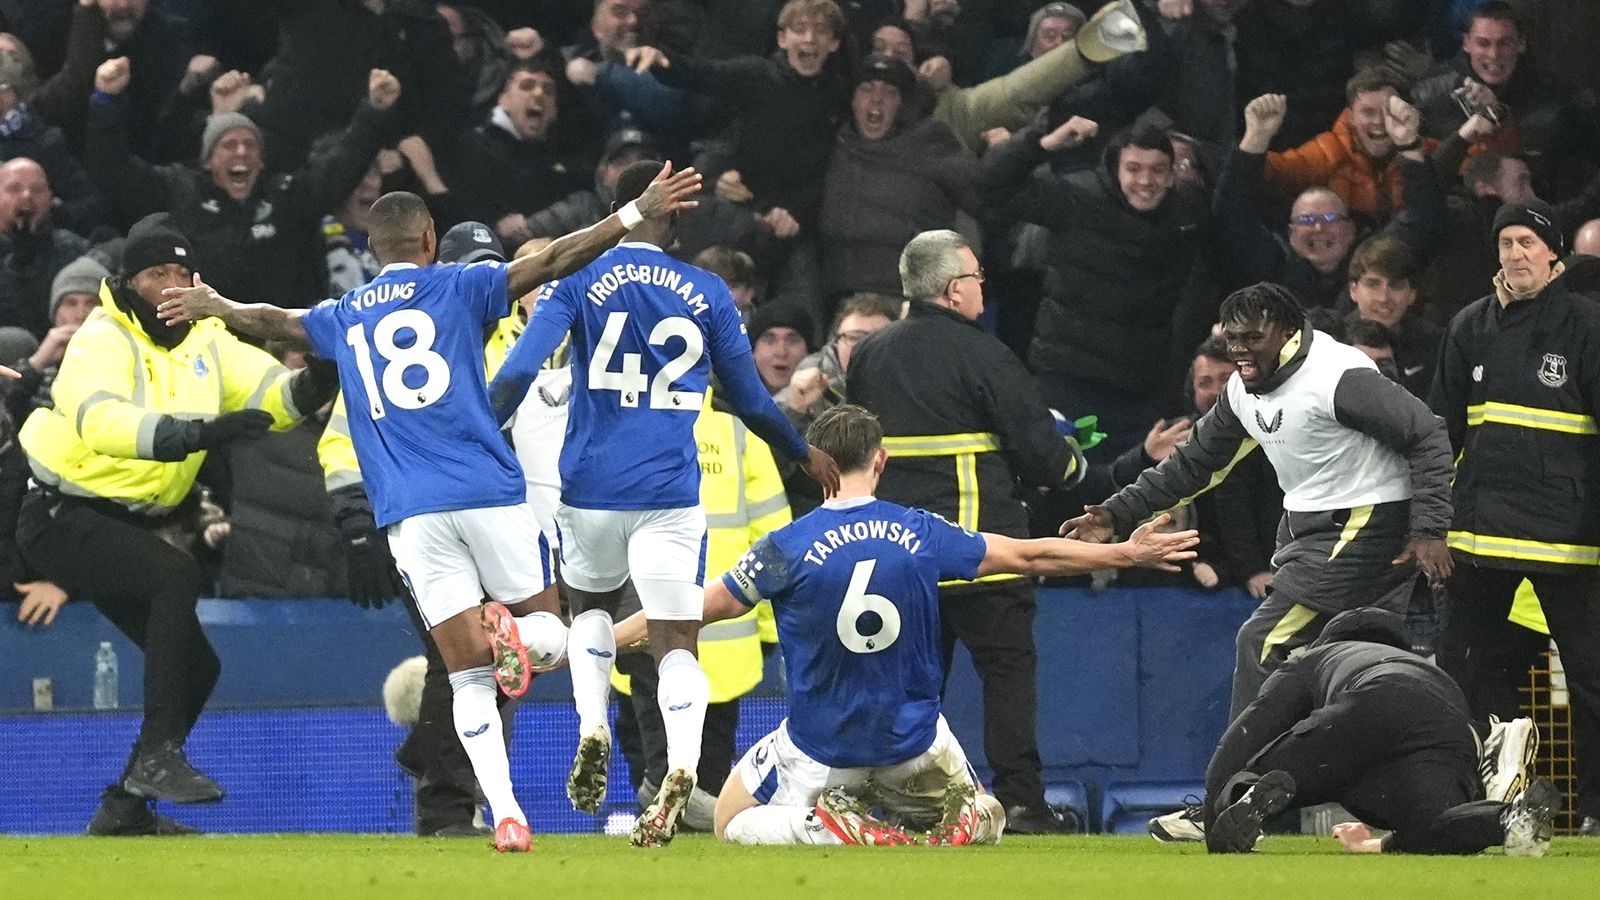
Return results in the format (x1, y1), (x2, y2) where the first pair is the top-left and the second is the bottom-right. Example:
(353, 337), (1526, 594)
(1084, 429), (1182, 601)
(488, 159), (841, 847)
(613, 404), (1198, 845)
(155, 165), (703, 852)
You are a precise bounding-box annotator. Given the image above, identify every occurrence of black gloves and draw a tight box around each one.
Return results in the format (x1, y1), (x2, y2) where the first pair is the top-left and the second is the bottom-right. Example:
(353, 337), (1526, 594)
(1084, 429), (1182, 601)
(158, 409), (274, 460)
(330, 485), (405, 610)
(195, 409), (274, 449)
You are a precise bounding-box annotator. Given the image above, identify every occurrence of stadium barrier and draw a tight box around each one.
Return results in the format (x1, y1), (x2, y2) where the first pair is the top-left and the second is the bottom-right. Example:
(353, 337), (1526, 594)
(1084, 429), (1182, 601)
(1, 587), (1260, 834)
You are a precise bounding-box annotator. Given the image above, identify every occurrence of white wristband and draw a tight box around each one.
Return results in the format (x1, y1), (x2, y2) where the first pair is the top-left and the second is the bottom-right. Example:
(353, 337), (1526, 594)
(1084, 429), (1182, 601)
(618, 200), (644, 230)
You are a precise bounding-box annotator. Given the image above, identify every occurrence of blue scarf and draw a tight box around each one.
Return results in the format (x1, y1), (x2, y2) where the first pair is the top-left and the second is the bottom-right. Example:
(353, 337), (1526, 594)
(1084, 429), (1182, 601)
(0, 102), (30, 139)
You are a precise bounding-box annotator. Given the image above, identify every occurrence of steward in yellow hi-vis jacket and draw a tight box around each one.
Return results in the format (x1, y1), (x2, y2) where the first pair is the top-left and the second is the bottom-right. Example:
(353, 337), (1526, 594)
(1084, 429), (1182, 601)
(612, 390), (788, 818)
(844, 231), (1086, 831)
(14, 217), (336, 835)
(1428, 200), (1600, 826)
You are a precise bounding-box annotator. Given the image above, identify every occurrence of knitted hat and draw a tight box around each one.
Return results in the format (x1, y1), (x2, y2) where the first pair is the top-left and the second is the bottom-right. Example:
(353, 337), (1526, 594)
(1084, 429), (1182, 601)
(748, 302), (817, 352)
(120, 215), (194, 278)
(199, 112), (262, 163)
(49, 255), (110, 319)
(1493, 198), (1564, 257)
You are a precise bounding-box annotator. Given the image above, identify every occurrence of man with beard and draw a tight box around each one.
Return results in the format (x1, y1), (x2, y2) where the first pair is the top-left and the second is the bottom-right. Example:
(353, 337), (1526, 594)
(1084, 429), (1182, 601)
(15, 215), (337, 834)
(1067, 283), (1455, 823)
(85, 58), (399, 309)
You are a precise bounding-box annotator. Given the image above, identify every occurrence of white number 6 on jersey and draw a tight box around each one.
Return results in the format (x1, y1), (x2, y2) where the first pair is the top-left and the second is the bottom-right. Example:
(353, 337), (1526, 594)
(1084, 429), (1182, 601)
(836, 559), (901, 654)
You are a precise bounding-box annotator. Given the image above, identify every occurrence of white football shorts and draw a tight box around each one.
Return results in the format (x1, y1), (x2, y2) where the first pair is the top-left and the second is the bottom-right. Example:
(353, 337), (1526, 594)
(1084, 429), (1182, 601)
(555, 504), (707, 618)
(736, 715), (979, 829)
(387, 503), (557, 629)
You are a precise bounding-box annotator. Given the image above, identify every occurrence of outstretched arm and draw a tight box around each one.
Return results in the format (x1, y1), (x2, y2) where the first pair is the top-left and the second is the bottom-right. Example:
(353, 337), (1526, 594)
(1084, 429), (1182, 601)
(504, 162), (702, 298)
(157, 274), (310, 347)
(613, 578), (748, 648)
(977, 513), (1198, 578)
(1064, 389), (1258, 541)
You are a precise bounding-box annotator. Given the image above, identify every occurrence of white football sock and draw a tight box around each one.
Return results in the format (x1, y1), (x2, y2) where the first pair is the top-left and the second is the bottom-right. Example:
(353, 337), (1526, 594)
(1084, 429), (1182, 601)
(448, 666), (523, 825)
(657, 648), (710, 775)
(514, 610), (568, 667)
(723, 806), (842, 845)
(568, 608), (615, 736)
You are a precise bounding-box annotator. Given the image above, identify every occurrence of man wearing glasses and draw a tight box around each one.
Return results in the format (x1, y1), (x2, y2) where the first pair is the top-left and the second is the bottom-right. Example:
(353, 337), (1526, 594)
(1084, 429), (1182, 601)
(846, 230), (1091, 834)
(1214, 92), (1447, 311)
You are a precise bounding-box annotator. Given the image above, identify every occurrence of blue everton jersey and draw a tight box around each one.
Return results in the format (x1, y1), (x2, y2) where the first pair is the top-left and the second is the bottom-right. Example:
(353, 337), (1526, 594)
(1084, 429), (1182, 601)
(303, 261), (524, 527)
(723, 496), (988, 768)
(532, 243), (753, 510)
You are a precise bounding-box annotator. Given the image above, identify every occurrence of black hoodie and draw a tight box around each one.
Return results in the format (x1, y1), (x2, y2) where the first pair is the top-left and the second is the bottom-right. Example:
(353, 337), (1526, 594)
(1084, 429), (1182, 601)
(1295, 607), (1470, 716)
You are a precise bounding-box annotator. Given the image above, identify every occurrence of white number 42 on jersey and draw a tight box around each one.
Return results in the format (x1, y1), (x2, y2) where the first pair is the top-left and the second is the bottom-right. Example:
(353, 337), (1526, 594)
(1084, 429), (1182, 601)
(589, 311), (704, 410)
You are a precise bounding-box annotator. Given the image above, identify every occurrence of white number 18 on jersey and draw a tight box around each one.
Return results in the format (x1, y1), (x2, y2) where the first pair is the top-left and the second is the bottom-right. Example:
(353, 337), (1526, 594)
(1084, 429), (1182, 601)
(346, 309), (452, 419)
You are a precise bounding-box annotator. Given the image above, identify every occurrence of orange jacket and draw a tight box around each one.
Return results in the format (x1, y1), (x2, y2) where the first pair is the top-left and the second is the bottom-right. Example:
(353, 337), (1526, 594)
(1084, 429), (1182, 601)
(1264, 109), (1437, 224)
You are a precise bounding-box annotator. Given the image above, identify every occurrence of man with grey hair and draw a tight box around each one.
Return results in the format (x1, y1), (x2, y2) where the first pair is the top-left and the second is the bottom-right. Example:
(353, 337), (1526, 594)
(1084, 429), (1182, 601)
(846, 229), (1090, 834)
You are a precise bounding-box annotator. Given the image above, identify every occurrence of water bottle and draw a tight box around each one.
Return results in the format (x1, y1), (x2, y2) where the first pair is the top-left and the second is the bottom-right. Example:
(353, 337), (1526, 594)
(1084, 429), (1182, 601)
(93, 642), (119, 710)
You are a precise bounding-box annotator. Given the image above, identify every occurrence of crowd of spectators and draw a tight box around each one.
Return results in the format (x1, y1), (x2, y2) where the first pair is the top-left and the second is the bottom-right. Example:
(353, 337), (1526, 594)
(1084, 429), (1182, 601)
(0, 0), (1597, 647)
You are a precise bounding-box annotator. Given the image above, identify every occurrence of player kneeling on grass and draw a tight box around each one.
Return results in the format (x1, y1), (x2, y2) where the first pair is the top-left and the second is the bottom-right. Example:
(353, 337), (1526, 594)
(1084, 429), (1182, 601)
(614, 404), (1198, 845)
(1202, 607), (1557, 857)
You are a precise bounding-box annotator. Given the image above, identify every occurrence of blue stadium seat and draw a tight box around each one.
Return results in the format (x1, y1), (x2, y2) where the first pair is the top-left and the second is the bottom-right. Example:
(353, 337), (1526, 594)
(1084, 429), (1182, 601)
(1099, 780), (1205, 835)
(1044, 780), (1090, 833)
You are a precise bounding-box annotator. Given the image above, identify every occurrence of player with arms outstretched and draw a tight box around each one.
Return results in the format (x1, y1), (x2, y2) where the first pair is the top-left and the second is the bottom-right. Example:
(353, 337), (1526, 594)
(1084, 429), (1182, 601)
(613, 404), (1198, 845)
(488, 159), (840, 847)
(156, 166), (703, 852)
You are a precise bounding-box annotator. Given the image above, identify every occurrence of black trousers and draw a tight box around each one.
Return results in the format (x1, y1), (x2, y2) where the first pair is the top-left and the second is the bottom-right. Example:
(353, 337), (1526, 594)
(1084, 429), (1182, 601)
(393, 593), (515, 835)
(1231, 502), (1414, 718)
(938, 579), (1044, 810)
(613, 650), (739, 798)
(1439, 562), (1600, 820)
(1206, 673), (1504, 854)
(17, 491), (218, 756)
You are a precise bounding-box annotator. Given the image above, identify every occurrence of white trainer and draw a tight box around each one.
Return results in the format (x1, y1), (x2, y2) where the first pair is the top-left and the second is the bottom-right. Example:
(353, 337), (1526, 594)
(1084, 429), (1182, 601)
(1077, 1), (1148, 63)
(1149, 803), (1206, 843)
(1481, 716), (1538, 803)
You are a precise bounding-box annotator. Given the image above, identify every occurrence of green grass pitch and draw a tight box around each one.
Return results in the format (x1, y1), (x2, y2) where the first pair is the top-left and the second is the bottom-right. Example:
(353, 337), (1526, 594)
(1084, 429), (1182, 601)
(3, 834), (1598, 899)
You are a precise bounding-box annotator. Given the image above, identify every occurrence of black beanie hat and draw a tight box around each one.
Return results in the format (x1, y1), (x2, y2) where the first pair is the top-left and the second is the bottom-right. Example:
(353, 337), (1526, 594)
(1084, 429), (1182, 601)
(748, 302), (817, 352)
(120, 214), (195, 278)
(1493, 198), (1564, 258)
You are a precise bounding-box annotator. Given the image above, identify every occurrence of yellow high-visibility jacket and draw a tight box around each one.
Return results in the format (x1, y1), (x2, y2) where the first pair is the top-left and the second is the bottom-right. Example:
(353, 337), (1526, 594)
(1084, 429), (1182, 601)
(615, 397), (790, 703)
(21, 282), (305, 514)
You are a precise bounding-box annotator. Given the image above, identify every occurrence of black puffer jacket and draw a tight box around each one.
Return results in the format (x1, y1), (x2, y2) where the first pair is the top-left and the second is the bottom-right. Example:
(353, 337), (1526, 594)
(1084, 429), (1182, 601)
(217, 417), (345, 599)
(819, 115), (978, 299)
(977, 125), (1210, 396)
